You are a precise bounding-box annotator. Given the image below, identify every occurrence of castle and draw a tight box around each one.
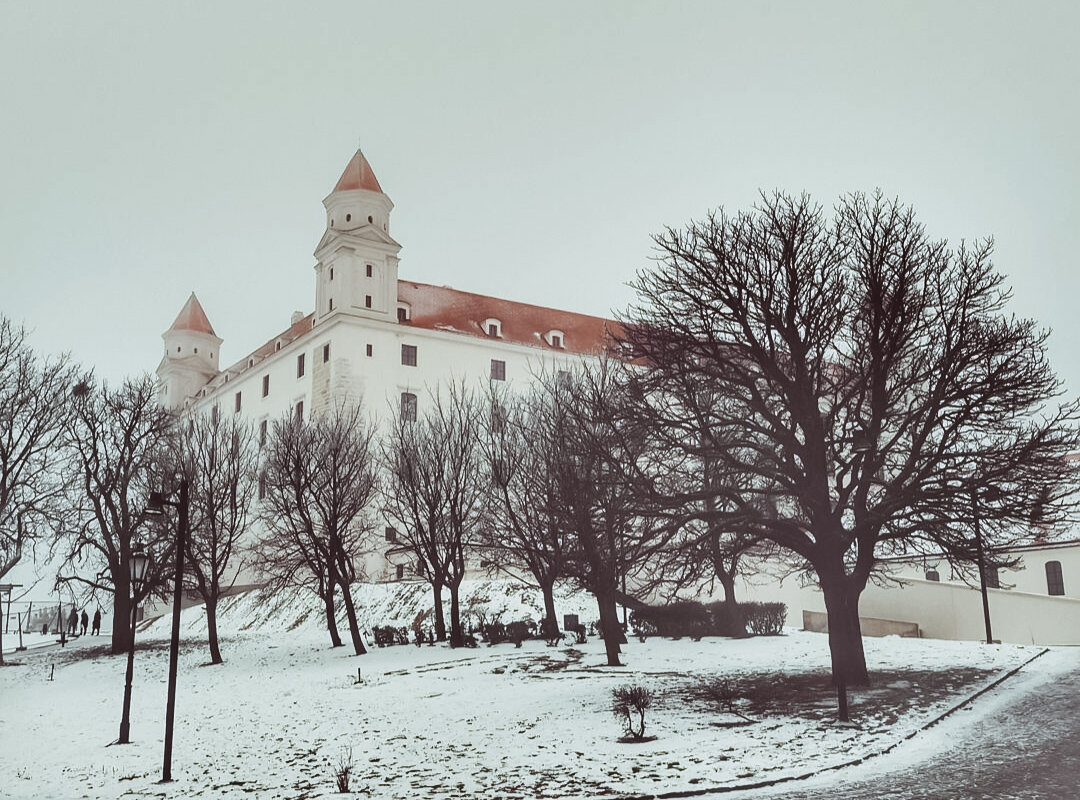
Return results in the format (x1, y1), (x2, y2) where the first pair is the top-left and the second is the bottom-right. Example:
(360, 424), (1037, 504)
(155, 148), (616, 582)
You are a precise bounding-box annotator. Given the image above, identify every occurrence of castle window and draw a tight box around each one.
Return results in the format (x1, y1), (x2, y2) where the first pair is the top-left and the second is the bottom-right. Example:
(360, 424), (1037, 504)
(275, 341), (281, 352)
(262, 375), (270, 397)
(330, 219), (334, 228)
(1046, 561), (1065, 596)
(346, 213), (351, 222)
(365, 295), (372, 308)
(484, 318), (501, 338)
(400, 392), (417, 422)
(546, 329), (565, 348)
(330, 267), (334, 280)
(177, 347), (181, 353)
(194, 347), (198, 354)
(259, 419), (267, 447)
(368, 215), (373, 223)
(397, 307), (408, 323)
(366, 344), (373, 357)
(490, 359), (506, 381)
(248, 358), (254, 368)
(295, 400), (304, 421)
(297, 353), (305, 378)
(401, 344), (417, 367)
(323, 343), (330, 363)
(258, 471), (267, 500)
(234, 392), (242, 413)
(366, 264), (373, 278)
(211, 405), (219, 424)
(396, 564), (404, 581)
(551, 335), (562, 348)
(329, 298), (334, 311)
(385, 527), (397, 543)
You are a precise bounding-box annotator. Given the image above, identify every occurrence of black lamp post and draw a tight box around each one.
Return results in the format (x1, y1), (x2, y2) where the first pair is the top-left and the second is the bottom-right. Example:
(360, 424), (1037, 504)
(145, 480), (189, 783)
(118, 543), (150, 744)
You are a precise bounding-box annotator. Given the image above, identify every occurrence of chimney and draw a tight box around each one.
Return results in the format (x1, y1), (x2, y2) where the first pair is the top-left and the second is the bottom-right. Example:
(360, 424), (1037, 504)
(290, 311), (305, 326)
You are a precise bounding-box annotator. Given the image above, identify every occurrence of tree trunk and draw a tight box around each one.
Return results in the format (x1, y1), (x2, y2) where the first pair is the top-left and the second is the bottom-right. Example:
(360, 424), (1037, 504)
(322, 587), (343, 648)
(431, 580), (446, 642)
(111, 587), (132, 655)
(819, 573), (869, 686)
(206, 595), (223, 665)
(448, 582), (463, 648)
(594, 587), (622, 667)
(338, 578), (367, 655)
(716, 571), (746, 636)
(541, 579), (559, 638)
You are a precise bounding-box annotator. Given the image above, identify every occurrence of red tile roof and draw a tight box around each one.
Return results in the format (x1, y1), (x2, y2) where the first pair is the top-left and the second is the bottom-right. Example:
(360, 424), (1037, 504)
(398, 281), (620, 355)
(168, 293), (217, 336)
(332, 150), (384, 194)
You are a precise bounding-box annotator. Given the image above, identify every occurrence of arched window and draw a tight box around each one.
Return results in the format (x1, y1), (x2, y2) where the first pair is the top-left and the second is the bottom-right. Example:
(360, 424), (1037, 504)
(1046, 560), (1065, 596)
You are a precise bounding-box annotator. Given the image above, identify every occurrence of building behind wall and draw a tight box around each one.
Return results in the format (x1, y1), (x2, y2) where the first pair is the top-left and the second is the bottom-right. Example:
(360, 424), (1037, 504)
(156, 148), (619, 582)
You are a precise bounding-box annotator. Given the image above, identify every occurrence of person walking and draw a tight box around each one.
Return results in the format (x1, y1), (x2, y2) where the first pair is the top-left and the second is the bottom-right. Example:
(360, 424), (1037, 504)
(92, 608), (101, 635)
(80, 610), (89, 636)
(67, 607), (78, 636)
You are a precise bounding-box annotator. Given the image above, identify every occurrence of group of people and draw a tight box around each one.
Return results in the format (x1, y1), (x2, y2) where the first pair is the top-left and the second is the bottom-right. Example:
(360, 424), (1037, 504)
(63, 607), (102, 636)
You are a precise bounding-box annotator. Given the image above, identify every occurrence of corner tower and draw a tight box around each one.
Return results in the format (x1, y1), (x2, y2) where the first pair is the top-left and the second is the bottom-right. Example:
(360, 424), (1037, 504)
(313, 149), (402, 325)
(156, 293), (222, 409)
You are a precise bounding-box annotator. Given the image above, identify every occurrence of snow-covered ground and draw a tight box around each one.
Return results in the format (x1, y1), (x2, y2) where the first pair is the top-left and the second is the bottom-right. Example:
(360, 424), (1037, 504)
(0, 580), (1062, 800)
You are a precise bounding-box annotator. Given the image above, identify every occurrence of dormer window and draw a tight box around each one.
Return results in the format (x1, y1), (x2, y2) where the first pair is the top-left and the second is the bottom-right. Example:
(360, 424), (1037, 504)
(546, 330), (565, 348)
(275, 340), (282, 352)
(485, 318), (502, 338)
(397, 303), (411, 323)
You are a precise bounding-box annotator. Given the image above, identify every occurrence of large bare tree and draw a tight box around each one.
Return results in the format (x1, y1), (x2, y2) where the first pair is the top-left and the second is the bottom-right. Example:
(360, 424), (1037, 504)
(256, 404), (377, 655)
(621, 191), (1080, 684)
(381, 382), (486, 647)
(0, 318), (78, 584)
(57, 375), (177, 653)
(176, 413), (259, 664)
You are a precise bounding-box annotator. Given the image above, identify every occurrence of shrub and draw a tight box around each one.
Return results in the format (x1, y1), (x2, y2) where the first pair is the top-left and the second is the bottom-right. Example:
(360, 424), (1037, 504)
(412, 611), (428, 646)
(372, 625), (396, 647)
(612, 684), (653, 740)
(704, 601), (746, 637)
(573, 623), (587, 644)
(631, 602), (710, 638)
(507, 620), (534, 647)
(334, 746), (354, 793)
(629, 611), (659, 642)
(484, 621), (507, 645)
(742, 602), (786, 635)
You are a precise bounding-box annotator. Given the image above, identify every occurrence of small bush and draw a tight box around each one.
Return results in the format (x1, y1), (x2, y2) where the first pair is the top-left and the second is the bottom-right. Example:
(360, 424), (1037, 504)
(507, 620), (534, 647)
(612, 684), (653, 740)
(334, 746), (353, 793)
(573, 623), (587, 644)
(484, 621), (507, 645)
(629, 611), (659, 641)
(742, 602), (786, 635)
(372, 625), (396, 647)
(393, 626), (410, 645)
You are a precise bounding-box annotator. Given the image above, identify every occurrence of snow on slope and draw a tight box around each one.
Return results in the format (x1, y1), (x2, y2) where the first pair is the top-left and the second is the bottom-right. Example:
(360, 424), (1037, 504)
(1, 579), (1067, 800)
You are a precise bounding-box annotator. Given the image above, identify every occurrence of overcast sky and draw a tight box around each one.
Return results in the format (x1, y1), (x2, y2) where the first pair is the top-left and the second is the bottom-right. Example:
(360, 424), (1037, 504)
(2, 1), (1078, 397)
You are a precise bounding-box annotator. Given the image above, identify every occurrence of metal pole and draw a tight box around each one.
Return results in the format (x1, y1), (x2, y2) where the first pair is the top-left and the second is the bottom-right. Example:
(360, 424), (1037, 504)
(118, 598), (138, 744)
(162, 479), (188, 783)
(972, 487), (994, 645)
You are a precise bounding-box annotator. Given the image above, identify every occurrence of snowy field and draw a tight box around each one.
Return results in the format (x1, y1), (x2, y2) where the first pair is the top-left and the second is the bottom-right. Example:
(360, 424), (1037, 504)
(0, 580), (1060, 800)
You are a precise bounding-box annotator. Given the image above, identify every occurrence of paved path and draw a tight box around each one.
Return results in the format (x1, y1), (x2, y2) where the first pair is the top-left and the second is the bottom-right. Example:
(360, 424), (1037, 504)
(728, 649), (1080, 800)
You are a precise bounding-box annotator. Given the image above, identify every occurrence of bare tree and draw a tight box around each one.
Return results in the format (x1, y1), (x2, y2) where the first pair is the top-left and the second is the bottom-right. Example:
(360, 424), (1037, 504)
(257, 403), (377, 655)
(381, 382), (486, 647)
(480, 384), (570, 638)
(57, 375), (177, 653)
(0, 318), (78, 584)
(537, 360), (673, 667)
(176, 413), (259, 664)
(621, 191), (1080, 684)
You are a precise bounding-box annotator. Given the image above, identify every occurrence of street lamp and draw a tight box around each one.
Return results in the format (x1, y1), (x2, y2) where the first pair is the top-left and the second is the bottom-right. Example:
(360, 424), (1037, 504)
(118, 543), (150, 744)
(144, 480), (188, 783)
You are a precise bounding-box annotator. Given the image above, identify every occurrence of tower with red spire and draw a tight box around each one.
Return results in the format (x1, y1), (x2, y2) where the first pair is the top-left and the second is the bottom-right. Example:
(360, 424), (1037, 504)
(313, 148), (402, 326)
(156, 293), (222, 409)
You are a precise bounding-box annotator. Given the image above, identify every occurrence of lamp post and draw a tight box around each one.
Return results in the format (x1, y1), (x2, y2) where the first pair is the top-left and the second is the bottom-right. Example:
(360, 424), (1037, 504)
(145, 479), (188, 783)
(119, 543), (150, 744)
